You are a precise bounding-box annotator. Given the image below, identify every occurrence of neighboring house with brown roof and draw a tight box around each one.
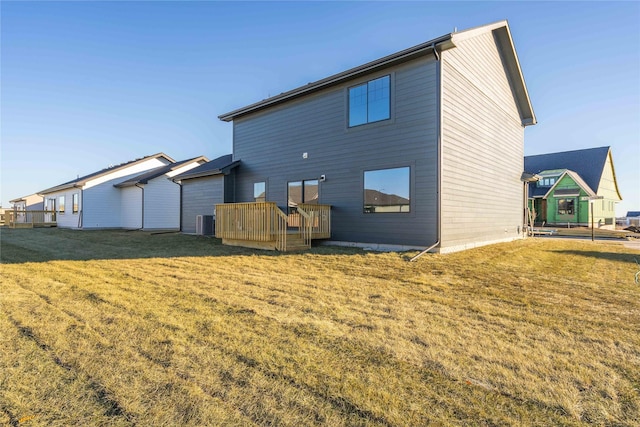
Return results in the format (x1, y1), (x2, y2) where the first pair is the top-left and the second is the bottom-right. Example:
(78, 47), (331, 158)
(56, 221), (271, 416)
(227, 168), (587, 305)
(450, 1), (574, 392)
(38, 153), (207, 230)
(218, 20), (536, 253)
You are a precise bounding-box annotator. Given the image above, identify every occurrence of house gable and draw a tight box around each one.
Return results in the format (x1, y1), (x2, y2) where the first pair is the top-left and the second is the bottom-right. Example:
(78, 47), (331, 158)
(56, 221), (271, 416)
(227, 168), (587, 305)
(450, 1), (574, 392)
(596, 151), (622, 201)
(448, 21), (535, 126)
(545, 173), (591, 224)
(541, 170), (595, 200)
(439, 22), (531, 252)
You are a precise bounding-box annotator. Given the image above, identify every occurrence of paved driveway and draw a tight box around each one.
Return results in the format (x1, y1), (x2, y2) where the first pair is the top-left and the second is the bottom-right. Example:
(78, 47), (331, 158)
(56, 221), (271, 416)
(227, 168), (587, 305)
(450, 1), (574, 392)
(623, 239), (640, 251)
(535, 235), (640, 251)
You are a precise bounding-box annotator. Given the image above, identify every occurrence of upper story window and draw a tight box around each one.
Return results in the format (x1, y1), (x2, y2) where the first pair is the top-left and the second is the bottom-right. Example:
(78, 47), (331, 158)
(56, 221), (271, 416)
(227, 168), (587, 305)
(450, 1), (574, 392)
(537, 177), (557, 187)
(349, 75), (390, 127)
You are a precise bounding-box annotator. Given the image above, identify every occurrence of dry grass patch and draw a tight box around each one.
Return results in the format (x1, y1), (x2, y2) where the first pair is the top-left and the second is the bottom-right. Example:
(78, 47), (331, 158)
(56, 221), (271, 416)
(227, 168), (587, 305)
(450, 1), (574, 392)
(1, 228), (639, 426)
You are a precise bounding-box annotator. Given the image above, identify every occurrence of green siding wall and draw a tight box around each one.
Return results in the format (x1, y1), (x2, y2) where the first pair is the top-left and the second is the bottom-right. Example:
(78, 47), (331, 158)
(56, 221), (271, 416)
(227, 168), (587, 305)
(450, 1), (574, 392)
(546, 174), (588, 225)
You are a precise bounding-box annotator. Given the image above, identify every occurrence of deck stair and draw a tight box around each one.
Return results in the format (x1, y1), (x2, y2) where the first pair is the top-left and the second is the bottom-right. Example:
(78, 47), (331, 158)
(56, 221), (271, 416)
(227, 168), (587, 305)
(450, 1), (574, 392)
(282, 233), (311, 252)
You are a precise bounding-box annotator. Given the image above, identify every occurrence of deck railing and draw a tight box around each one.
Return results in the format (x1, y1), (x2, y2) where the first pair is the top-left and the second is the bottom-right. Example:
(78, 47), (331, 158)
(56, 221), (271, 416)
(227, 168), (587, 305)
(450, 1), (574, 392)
(7, 210), (57, 228)
(215, 202), (279, 240)
(296, 207), (312, 249)
(215, 202), (331, 251)
(298, 203), (331, 238)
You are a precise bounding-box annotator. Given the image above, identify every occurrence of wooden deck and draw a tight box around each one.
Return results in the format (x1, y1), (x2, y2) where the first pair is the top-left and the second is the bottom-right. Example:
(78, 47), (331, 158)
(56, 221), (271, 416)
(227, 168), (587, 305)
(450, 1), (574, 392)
(6, 210), (57, 228)
(215, 202), (331, 252)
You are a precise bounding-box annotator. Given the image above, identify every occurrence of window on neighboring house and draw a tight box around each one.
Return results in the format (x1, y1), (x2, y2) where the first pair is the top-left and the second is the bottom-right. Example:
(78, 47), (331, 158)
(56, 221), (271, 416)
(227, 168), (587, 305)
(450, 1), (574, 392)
(72, 193), (79, 213)
(254, 182), (266, 203)
(557, 198), (574, 215)
(288, 180), (319, 214)
(58, 196), (65, 214)
(364, 166), (410, 213)
(349, 75), (390, 127)
(537, 177), (557, 187)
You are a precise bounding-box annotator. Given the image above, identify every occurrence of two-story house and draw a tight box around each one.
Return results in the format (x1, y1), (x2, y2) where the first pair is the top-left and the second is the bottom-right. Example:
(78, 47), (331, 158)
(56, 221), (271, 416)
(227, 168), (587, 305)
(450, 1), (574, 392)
(217, 20), (536, 253)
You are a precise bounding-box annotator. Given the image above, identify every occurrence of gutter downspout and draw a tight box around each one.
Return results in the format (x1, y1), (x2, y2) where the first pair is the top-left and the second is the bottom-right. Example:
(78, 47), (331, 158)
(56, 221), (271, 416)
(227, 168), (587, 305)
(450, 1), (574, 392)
(411, 44), (442, 262)
(76, 185), (83, 229)
(135, 184), (144, 230)
(178, 180), (183, 232)
(170, 177), (184, 232)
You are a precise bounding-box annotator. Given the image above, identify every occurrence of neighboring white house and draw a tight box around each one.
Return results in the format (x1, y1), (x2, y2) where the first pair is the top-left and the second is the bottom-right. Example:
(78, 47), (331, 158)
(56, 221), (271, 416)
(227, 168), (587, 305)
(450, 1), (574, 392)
(114, 156), (208, 230)
(38, 153), (186, 229)
(9, 193), (44, 211)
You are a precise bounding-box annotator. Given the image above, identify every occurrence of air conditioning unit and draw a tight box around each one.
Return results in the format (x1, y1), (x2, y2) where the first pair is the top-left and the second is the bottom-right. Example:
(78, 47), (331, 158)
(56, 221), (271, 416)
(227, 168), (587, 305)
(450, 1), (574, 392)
(195, 215), (214, 236)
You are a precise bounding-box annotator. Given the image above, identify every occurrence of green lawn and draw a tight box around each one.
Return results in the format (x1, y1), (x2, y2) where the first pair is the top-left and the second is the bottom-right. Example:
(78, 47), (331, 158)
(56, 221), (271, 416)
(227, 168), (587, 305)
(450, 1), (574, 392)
(1, 228), (639, 426)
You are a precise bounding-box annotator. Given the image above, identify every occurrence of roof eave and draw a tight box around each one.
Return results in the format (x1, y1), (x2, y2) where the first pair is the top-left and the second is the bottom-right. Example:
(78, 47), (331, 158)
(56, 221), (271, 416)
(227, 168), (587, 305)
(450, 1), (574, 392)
(490, 23), (537, 126)
(172, 160), (241, 182)
(39, 182), (83, 195)
(218, 36), (455, 122)
(113, 182), (140, 189)
(39, 152), (175, 195)
(601, 148), (623, 200)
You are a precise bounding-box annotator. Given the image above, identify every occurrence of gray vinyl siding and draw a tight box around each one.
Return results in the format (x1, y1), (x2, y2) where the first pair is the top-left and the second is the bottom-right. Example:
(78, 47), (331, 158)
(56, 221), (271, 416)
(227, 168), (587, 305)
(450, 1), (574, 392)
(181, 175), (225, 233)
(440, 31), (525, 251)
(232, 57), (439, 246)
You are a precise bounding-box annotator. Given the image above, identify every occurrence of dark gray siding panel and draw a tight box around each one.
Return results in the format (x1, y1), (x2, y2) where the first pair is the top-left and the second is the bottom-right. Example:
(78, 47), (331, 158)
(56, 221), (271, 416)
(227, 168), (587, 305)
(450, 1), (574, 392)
(181, 176), (224, 233)
(232, 57), (438, 246)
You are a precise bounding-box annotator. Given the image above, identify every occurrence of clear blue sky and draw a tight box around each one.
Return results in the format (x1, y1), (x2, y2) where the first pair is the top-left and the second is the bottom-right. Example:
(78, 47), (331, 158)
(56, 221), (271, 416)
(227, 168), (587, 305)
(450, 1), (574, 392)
(1, 1), (638, 215)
